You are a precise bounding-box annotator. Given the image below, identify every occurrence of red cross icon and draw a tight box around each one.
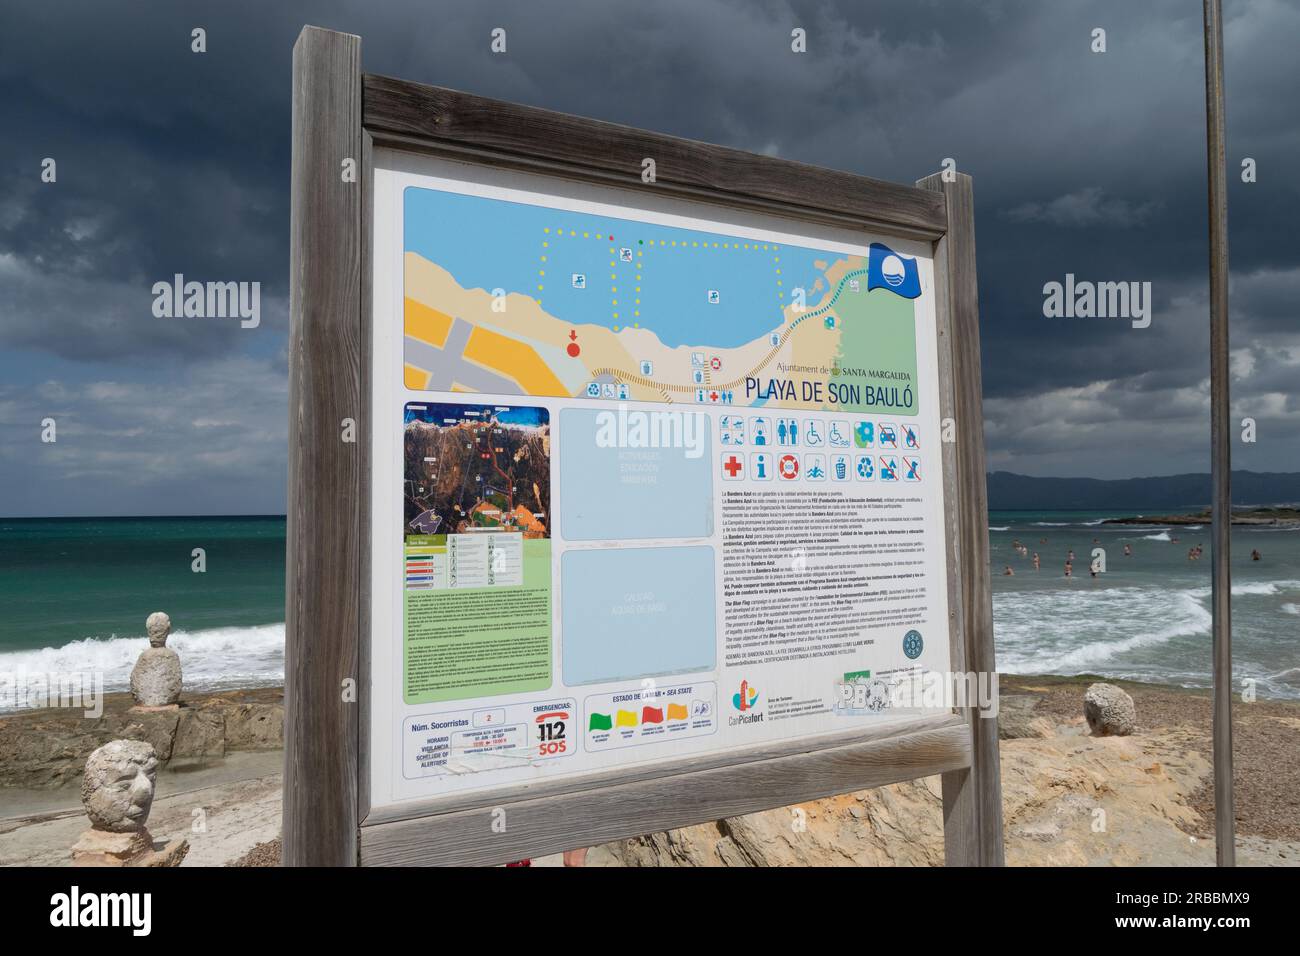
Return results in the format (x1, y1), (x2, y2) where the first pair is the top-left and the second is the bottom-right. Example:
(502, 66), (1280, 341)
(709, 391), (719, 402)
(723, 454), (743, 478)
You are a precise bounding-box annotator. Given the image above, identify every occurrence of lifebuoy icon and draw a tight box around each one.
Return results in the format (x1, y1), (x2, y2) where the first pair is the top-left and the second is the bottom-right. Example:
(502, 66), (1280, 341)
(779, 454), (799, 480)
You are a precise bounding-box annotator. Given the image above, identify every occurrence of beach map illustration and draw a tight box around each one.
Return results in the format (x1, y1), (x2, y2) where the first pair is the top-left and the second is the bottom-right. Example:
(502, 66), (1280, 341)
(402, 186), (922, 413)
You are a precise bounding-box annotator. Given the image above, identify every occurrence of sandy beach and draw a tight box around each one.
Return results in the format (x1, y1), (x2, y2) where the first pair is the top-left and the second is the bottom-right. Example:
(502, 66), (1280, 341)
(2, 676), (1295, 867)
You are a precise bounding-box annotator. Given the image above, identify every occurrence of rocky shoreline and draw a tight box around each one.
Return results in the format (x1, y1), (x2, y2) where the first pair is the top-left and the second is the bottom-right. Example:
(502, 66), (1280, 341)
(4, 677), (1297, 866)
(598, 675), (1300, 867)
(0, 687), (283, 791)
(1103, 507), (1300, 527)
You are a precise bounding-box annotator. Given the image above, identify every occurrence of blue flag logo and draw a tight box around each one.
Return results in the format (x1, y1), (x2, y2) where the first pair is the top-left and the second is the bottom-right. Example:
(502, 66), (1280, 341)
(866, 243), (921, 299)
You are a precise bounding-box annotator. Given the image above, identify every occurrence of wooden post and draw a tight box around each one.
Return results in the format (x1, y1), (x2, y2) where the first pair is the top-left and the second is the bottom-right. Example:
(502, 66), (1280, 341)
(284, 25), (363, 867)
(918, 172), (1005, 866)
(1202, 0), (1236, 867)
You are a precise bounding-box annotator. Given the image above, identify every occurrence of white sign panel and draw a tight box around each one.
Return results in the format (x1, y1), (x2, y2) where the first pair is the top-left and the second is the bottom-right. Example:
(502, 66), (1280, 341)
(369, 148), (952, 809)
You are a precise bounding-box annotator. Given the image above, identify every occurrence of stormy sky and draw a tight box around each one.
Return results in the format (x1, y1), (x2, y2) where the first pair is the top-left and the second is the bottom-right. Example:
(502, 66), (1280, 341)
(2, 0), (1297, 516)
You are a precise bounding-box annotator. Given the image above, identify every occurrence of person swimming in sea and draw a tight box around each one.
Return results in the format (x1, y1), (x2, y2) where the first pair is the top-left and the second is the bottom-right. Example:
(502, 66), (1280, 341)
(1032, 552), (1040, 570)
(1252, 548), (1262, 561)
(1123, 543), (1132, 557)
(1004, 565), (1015, 576)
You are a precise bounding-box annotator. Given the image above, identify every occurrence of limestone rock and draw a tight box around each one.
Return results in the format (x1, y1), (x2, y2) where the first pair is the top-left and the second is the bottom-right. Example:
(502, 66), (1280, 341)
(174, 707), (227, 761)
(81, 740), (158, 832)
(130, 837), (190, 868)
(998, 694), (1055, 740)
(119, 709), (181, 762)
(72, 828), (152, 865)
(0, 687), (283, 790)
(597, 724), (1216, 867)
(72, 827), (189, 867)
(130, 647), (182, 707)
(223, 701), (284, 750)
(603, 778), (947, 867)
(1084, 682), (1137, 736)
(145, 611), (172, 647)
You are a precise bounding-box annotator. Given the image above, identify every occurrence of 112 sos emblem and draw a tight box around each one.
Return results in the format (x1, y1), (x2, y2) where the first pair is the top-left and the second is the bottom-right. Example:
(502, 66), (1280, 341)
(535, 709), (569, 757)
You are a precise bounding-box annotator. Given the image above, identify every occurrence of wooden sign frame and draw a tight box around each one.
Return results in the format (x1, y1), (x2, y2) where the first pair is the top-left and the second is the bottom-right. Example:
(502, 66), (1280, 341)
(285, 25), (1003, 867)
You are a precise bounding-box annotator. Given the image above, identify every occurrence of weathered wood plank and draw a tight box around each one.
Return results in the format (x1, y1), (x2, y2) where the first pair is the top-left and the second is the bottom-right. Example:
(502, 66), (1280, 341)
(362, 74), (947, 241)
(924, 179), (978, 867)
(284, 25), (363, 867)
(360, 714), (971, 866)
(918, 171), (1005, 866)
(361, 713), (971, 829)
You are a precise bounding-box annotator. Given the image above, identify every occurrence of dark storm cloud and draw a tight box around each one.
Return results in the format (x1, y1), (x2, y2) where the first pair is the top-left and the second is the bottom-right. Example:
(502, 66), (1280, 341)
(0, 357), (289, 516)
(0, 0), (1297, 513)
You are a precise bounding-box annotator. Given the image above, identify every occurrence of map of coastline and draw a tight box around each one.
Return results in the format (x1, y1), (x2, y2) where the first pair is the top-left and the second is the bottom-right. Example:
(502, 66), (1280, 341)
(403, 186), (921, 413)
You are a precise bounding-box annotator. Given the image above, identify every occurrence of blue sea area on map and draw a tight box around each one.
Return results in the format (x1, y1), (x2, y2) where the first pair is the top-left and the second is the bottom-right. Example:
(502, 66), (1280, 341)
(404, 186), (838, 350)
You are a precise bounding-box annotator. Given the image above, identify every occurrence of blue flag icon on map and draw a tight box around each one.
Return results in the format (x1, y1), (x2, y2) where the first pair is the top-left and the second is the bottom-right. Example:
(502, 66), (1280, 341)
(866, 243), (921, 299)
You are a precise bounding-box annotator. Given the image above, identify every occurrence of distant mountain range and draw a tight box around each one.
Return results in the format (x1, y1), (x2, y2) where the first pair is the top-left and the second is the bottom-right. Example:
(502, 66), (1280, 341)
(986, 470), (1300, 512)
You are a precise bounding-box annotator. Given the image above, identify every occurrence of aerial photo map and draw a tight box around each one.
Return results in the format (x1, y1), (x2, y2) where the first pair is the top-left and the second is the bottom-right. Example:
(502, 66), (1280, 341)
(402, 402), (550, 541)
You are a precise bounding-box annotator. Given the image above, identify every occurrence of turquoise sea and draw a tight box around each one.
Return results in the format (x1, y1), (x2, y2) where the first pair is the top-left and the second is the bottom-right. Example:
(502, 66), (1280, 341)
(990, 510), (1300, 699)
(2, 511), (1297, 705)
(0, 517), (285, 702)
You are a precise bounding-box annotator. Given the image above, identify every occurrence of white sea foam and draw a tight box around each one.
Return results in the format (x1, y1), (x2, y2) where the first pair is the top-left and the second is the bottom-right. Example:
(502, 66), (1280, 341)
(1188, 579), (1300, 598)
(0, 623), (285, 701)
(989, 526), (1010, 532)
(1143, 531), (1172, 541)
(1282, 603), (1300, 616)
(994, 587), (1212, 675)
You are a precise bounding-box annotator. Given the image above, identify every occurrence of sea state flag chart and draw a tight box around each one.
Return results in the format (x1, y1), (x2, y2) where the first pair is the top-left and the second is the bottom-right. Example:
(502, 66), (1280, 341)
(368, 149), (955, 805)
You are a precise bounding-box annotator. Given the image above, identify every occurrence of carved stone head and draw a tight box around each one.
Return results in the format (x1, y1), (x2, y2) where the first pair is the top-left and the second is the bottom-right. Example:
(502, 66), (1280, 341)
(145, 611), (171, 648)
(81, 740), (159, 832)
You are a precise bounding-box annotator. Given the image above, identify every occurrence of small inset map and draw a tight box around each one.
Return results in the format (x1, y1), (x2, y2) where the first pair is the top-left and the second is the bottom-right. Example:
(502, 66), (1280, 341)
(404, 402), (550, 541)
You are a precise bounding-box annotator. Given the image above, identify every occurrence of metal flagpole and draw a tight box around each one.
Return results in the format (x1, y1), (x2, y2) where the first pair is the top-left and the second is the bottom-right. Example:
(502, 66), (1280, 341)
(1202, 0), (1235, 867)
